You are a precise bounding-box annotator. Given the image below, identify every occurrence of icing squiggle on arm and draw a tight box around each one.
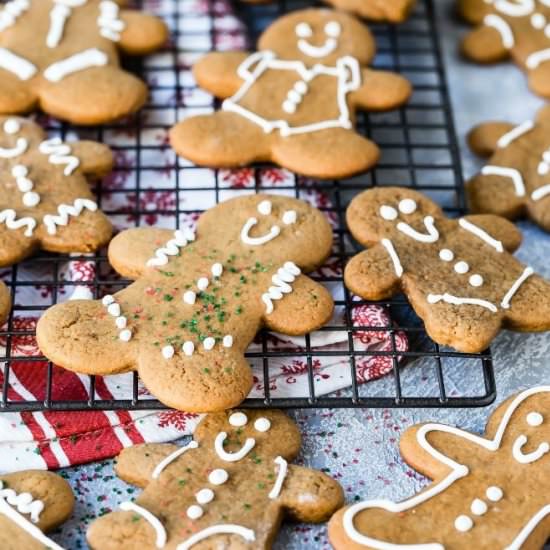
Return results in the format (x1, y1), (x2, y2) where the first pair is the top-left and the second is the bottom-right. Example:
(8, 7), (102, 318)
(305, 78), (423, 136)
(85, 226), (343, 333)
(0, 209), (36, 237)
(176, 525), (256, 550)
(381, 238), (403, 277)
(0, 48), (36, 80)
(526, 48), (550, 69)
(0, 0), (30, 32)
(484, 14), (514, 48)
(152, 441), (199, 479)
(506, 505), (550, 550)
(532, 184), (550, 201)
(97, 1), (125, 42)
(43, 199), (98, 235)
(44, 48), (108, 82)
(268, 456), (288, 499)
(119, 501), (167, 549)
(147, 228), (195, 267)
(458, 218), (504, 253)
(47, 3), (71, 48)
(481, 166), (525, 197)
(497, 120), (533, 148)
(38, 138), (80, 175)
(261, 261), (301, 314)
(501, 267), (534, 309)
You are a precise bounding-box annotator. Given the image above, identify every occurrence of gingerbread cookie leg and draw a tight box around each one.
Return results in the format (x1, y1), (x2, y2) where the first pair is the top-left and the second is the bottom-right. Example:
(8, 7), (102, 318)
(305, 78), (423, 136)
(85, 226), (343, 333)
(461, 25), (511, 64)
(352, 69), (412, 112)
(0, 70), (38, 115)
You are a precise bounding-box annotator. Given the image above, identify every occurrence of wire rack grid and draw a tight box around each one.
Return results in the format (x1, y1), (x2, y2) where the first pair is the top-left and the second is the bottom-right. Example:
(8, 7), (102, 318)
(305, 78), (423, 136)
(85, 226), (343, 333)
(0, 0), (496, 412)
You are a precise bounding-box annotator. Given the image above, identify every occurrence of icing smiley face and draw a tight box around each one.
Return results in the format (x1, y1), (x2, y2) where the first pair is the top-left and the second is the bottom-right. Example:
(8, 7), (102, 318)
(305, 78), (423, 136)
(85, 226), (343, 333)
(295, 20), (341, 58)
(511, 410), (550, 464)
(240, 199), (297, 246)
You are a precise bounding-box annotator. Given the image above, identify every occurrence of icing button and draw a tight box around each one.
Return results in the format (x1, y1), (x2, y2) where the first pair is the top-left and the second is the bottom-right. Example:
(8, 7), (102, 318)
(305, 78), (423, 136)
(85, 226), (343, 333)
(486, 486), (503, 502)
(454, 515), (473, 532)
(208, 469), (229, 485)
(195, 488), (214, 505)
(186, 505), (203, 520)
(527, 412), (544, 426)
(454, 261), (469, 274)
(439, 249), (454, 262)
(470, 498), (488, 516)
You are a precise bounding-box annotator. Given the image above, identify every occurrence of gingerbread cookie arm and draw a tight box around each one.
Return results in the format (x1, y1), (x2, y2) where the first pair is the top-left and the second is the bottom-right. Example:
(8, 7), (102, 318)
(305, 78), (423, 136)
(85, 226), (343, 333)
(0, 226), (37, 267)
(118, 11), (168, 55)
(0, 71), (38, 115)
(0, 281), (10, 325)
(461, 25), (511, 64)
(261, 276), (334, 335)
(467, 121), (516, 157)
(277, 464), (344, 523)
(460, 214), (522, 253)
(527, 64), (550, 99)
(193, 52), (251, 98)
(502, 274), (550, 332)
(351, 69), (412, 112)
(69, 141), (114, 177)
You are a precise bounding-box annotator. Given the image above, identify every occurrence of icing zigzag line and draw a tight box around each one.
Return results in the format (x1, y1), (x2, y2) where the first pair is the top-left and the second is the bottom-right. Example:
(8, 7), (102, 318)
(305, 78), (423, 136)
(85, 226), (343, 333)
(0, 209), (36, 237)
(43, 199), (97, 235)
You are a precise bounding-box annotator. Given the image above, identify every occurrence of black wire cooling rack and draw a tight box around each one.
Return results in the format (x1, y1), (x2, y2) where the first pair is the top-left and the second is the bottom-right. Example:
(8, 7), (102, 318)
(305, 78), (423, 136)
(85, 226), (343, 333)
(0, 0), (496, 412)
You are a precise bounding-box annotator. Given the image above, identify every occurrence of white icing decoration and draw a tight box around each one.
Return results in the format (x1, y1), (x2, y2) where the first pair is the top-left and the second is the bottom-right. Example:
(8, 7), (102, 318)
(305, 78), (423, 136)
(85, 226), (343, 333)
(119, 501), (167, 549)
(115, 316), (127, 329)
(196, 489), (214, 505)
(381, 238), (403, 278)
(197, 277), (209, 291)
(398, 198), (417, 214)
(454, 261), (469, 274)
(12, 164), (40, 207)
(0, 0), (29, 33)
(147, 228), (194, 267)
(297, 21), (340, 58)
(427, 293), (498, 313)
(176, 525), (255, 550)
(47, 3), (71, 48)
(268, 456), (288, 499)
(119, 329), (132, 341)
(532, 184), (550, 201)
(203, 337), (215, 351)
(229, 412), (248, 427)
(3, 118), (20, 134)
(380, 205), (398, 221)
(497, 120), (534, 148)
(343, 387), (550, 549)
(152, 441), (199, 480)
(183, 291), (196, 305)
(459, 218), (504, 253)
(107, 303), (120, 317)
(512, 434), (550, 463)
(532, 12), (546, 28)
(223, 335), (233, 348)
(0, 136), (27, 158)
(0, 481), (62, 550)
(471, 498), (488, 516)
(186, 505), (203, 520)
(38, 138), (80, 176)
(486, 486), (503, 502)
(527, 411), (543, 426)
(97, 0), (125, 42)
(254, 417), (271, 432)
(282, 210), (297, 225)
(182, 341), (195, 356)
(295, 22), (312, 38)
(261, 261), (301, 314)
(501, 267), (534, 309)
(257, 200), (272, 215)
(208, 469), (228, 485)
(325, 20), (341, 37)
(492, 0), (534, 16)
(0, 48), (36, 80)
(211, 263), (223, 277)
(43, 48), (108, 82)
(526, 48), (550, 69)
(454, 514), (473, 532)
(396, 216), (439, 243)
(0, 209), (36, 237)
(469, 274), (484, 287)
(484, 14), (515, 49)
(439, 249), (454, 262)
(241, 217), (281, 246)
(102, 294), (114, 305)
(223, 52), (361, 137)
(162, 345), (174, 359)
(214, 432), (255, 462)
(481, 166), (525, 197)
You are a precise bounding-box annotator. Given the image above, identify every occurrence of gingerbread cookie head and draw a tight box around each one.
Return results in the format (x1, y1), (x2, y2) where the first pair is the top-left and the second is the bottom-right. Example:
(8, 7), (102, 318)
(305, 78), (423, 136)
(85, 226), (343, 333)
(0, 469), (74, 550)
(257, 8), (375, 65)
(459, 0), (550, 98)
(0, 0), (168, 124)
(37, 194), (334, 412)
(87, 409), (344, 550)
(329, 386), (550, 549)
(467, 105), (550, 232)
(345, 186), (550, 352)
(0, 116), (113, 266)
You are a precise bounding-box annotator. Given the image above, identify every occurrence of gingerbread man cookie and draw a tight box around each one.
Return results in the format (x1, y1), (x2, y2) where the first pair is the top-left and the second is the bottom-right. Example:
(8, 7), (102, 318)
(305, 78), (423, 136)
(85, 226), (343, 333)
(344, 187), (550, 353)
(0, 0), (167, 124)
(0, 116), (113, 266)
(0, 469), (74, 550)
(459, 0), (550, 98)
(88, 409), (344, 550)
(467, 105), (550, 232)
(323, 0), (416, 23)
(37, 194), (334, 412)
(170, 9), (411, 179)
(329, 385), (550, 549)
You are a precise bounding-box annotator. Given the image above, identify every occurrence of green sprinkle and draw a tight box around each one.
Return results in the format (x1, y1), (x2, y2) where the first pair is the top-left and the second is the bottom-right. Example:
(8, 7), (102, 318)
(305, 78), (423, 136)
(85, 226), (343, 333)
(203, 368), (210, 374)
(159, 271), (174, 277)
(163, 294), (174, 302)
(235, 306), (243, 315)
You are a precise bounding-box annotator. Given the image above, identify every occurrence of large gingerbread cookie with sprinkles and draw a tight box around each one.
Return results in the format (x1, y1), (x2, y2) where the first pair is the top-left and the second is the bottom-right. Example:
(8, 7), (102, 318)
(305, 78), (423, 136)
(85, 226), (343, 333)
(467, 105), (550, 232)
(329, 385), (550, 549)
(170, 8), (411, 179)
(0, 116), (113, 266)
(458, 0), (550, 98)
(36, 194), (334, 412)
(88, 409), (344, 550)
(0, 469), (74, 550)
(344, 187), (550, 352)
(0, 0), (167, 124)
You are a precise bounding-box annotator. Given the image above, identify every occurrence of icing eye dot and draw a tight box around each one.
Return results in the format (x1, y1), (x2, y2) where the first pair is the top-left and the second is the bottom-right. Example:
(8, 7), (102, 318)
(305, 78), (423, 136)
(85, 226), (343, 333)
(186, 505), (203, 520)
(208, 469), (229, 485)
(196, 488), (215, 504)
(257, 200), (272, 216)
(439, 249), (454, 262)
(527, 412), (544, 426)
(486, 486), (503, 502)
(229, 412), (248, 427)
(398, 198), (417, 215)
(532, 12), (546, 29)
(380, 205), (398, 221)
(295, 22), (312, 38)
(469, 274), (484, 287)
(324, 21), (341, 37)
(3, 118), (20, 135)
(454, 261), (469, 274)
(254, 417), (271, 432)
(282, 210), (297, 225)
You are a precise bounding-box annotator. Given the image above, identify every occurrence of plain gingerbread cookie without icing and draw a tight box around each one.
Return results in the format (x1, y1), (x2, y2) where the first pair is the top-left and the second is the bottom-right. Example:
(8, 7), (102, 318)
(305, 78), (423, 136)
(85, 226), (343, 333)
(36, 194), (334, 412)
(170, 8), (411, 179)
(323, 0), (416, 22)
(466, 105), (550, 232)
(344, 186), (550, 353)
(0, 0), (168, 124)
(0, 116), (113, 266)
(458, 0), (550, 98)
(329, 386), (550, 549)
(87, 409), (344, 550)
(0, 469), (74, 550)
